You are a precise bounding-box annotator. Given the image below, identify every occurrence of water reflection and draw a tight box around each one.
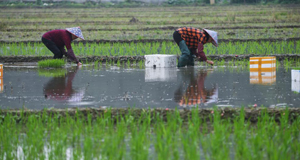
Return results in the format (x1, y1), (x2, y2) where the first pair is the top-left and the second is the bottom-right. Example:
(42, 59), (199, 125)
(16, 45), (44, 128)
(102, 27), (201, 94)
(145, 67), (177, 82)
(174, 68), (218, 107)
(291, 70), (300, 93)
(43, 66), (85, 103)
(0, 77), (3, 93)
(0, 64), (3, 93)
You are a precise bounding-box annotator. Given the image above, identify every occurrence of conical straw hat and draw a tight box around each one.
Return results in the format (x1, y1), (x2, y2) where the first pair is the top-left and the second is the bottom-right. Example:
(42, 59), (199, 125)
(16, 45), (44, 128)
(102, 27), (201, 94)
(66, 27), (84, 40)
(203, 28), (218, 47)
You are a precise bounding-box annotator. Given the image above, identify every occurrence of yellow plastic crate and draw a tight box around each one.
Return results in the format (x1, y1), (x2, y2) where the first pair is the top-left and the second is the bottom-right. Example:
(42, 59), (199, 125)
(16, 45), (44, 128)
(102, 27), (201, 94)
(249, 57), (276, 85)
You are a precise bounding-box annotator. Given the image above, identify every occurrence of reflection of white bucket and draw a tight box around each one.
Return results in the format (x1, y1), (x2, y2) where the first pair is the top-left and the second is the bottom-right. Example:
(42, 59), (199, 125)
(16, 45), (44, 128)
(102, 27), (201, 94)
(145, 68), (177, 82)
(144, 54), (177, 68)
(291, 70), (300, 93)
(291, 70), (300, 82)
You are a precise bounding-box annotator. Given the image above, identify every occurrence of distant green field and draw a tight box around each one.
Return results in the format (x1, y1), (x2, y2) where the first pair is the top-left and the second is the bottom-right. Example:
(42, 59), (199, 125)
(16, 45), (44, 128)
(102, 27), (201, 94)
(0, 5), (299, 42)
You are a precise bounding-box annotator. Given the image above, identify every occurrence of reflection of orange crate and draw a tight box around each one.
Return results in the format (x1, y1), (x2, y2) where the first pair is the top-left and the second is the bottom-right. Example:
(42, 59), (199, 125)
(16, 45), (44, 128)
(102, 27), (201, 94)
(250, 57), (276, 85)
(0, 64), (3, 78)
(0, 78), (3, 92)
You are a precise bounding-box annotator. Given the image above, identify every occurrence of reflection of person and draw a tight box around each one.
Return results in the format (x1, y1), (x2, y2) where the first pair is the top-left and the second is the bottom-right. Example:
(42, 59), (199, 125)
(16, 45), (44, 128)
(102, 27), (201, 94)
(174, 68), (217, 107)
(43, 66), (84, 102)
(173, 27), (218, 67)
(41, 27), (84, 66)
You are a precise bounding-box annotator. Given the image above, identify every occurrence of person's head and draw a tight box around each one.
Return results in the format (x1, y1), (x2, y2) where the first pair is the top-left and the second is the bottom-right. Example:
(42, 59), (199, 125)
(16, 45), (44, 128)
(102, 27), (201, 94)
(66, 27), (85, 40)
(203, 29), (218, 47)
(207, 36), (213, 43)
(71, 34), (78, 40)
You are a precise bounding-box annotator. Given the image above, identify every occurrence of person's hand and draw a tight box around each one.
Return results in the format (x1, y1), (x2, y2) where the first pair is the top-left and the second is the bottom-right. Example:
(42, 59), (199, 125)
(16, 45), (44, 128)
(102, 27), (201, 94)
(206, 60), (214, 65)
(77, 62), (82, 66)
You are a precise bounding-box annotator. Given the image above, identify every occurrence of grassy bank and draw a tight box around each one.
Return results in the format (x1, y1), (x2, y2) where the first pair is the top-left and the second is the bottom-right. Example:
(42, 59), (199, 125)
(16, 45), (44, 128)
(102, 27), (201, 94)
(1, 107), (299, 159)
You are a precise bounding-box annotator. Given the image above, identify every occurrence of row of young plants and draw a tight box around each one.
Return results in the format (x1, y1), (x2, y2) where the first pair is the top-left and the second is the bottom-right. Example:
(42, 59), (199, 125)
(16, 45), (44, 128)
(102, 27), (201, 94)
(3, 28), (299, 42)
(3, 14), (299, 24)
(0, 108), (299, 160)
(35, 58), (300, 75)
(1, 41), (299, 56)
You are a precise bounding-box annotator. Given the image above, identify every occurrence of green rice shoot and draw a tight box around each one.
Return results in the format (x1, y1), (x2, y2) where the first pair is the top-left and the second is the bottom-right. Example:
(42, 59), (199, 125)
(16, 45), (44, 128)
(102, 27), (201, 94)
(38, 59), (66, 68)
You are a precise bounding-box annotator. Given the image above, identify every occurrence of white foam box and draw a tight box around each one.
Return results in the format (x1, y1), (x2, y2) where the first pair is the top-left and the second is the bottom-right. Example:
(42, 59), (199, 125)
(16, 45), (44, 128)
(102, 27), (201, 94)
(144, 54), (177, 68)
(145, 68), (177, 82)
(291, 70), (300, 82)
(291, 70), (300, 93)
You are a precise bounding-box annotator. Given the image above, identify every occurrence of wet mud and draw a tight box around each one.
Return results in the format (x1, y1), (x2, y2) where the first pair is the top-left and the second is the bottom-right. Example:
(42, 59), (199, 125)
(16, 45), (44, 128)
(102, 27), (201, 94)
(0, 54), (299, 63)
(1, 107), (300, 124)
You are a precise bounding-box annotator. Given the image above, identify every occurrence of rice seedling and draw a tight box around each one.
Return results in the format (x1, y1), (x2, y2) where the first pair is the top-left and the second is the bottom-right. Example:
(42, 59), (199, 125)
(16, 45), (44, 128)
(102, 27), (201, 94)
(138, 60), (144, 69)
(94, 60), (99, 70)
(127, 59), (130, 68)
(117, 59), (121, 67)
(37, 59), (66, 68)
(1, 40), (299, 57)
(0, 108), (299, 160)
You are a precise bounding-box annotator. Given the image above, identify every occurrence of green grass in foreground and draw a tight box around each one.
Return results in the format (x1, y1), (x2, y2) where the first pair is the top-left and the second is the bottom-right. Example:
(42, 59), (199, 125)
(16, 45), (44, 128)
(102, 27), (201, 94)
(0, 108), (299, 160)
(37, 59), (65, 68)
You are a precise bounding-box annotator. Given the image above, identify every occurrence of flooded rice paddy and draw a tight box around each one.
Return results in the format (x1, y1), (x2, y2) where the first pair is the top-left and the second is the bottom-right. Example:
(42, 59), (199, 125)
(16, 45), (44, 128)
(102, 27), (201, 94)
(0, 63), (299, 110)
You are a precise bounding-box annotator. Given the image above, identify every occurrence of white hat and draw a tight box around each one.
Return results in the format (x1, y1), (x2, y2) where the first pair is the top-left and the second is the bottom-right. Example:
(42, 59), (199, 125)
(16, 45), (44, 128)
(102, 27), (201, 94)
(203, 28), (218, 47)
(66, 27), (84, 40)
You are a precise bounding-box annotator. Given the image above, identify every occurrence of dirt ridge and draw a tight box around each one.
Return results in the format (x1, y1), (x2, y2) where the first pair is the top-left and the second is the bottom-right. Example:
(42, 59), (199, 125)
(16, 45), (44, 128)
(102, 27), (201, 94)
(1, 107), (299, 124)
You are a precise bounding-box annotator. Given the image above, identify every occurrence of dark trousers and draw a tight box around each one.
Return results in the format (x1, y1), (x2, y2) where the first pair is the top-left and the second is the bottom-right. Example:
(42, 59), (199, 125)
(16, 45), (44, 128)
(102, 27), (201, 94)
(42, 37), (63, 59)
(173, 31), (184, 46)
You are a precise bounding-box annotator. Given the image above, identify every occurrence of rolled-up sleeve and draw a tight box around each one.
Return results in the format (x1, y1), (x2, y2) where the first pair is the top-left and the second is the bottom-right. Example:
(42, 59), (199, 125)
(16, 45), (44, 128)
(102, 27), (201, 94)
(195, 43), (207, 61)
(66, 49), (79, 63)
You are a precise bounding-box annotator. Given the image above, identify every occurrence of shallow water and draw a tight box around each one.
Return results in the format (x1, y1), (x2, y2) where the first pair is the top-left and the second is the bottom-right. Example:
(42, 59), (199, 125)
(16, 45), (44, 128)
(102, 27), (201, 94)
(0, 64), (299, 110)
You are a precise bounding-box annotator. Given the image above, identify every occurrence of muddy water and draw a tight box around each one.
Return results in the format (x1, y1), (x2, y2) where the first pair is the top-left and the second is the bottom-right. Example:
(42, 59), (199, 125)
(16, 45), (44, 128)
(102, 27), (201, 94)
(0, 64), (299, 110)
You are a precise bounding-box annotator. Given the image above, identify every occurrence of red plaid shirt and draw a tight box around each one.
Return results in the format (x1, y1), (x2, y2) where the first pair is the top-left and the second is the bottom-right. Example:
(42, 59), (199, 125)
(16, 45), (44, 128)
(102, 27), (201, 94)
(176, 27), (207, 49)
(176, 27), (208, 61)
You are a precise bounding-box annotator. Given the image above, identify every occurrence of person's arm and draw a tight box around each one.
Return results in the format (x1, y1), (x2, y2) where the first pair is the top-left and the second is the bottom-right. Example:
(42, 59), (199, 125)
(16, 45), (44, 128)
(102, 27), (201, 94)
(63, 32), (81, 65)
(195, 43), (207, 61)
(195, 43), (214, 65)
(66, 48), (79, 63)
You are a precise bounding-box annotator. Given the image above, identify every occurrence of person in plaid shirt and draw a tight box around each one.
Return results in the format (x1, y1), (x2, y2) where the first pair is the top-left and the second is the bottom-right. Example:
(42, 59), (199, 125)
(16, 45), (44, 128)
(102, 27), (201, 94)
(42, 27), (84, 66)
(173, 27), (218, 67)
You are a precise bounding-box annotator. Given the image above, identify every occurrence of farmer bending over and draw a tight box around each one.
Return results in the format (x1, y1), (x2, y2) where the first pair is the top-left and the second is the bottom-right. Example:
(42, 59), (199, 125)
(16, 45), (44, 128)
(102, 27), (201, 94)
(173, 27), (218, 67)
(42, 27), (84, 66)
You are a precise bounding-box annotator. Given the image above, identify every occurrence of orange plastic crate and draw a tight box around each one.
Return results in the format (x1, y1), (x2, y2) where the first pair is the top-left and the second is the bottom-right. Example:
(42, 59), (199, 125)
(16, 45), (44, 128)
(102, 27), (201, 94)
(249, 57), (276, 85)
